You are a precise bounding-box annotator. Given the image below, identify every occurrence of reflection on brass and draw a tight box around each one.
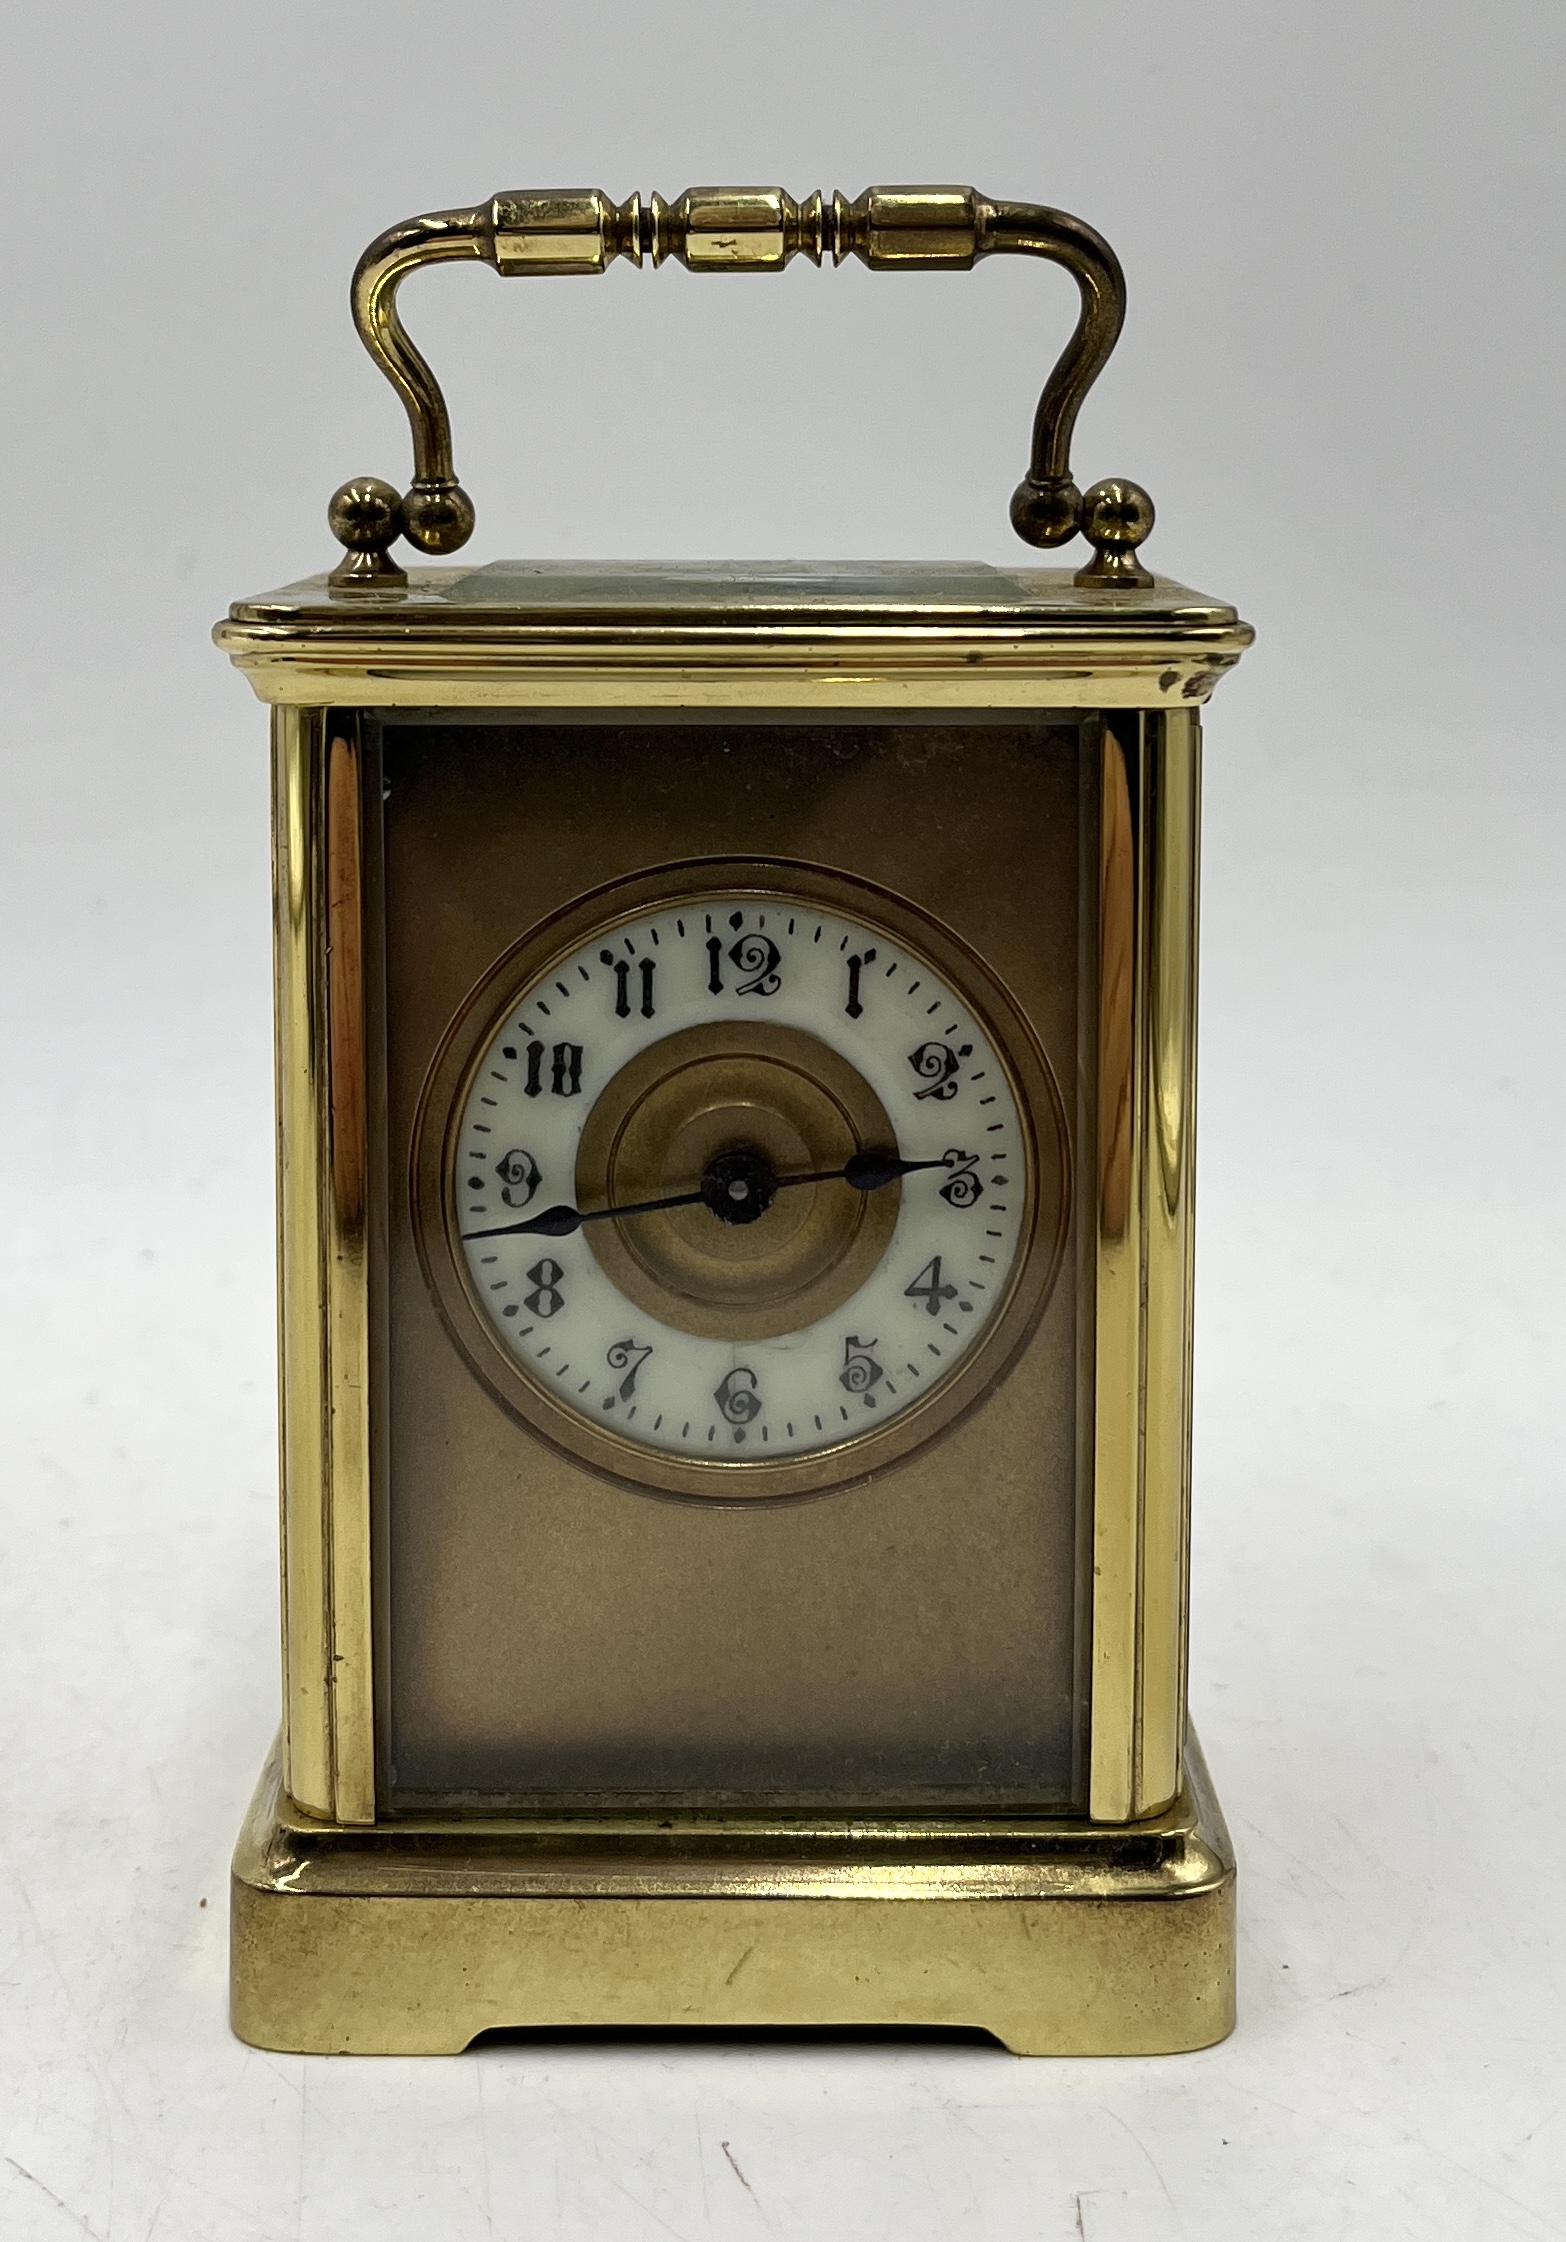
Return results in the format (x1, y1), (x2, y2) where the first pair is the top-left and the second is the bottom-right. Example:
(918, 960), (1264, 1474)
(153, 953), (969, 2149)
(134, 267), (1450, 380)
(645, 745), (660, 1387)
(1139, 717), (1201, 1814)
(1075, 479), (1156, 591)
(325, 184), (1148, 583)
(1090, 711), (1204, 1823)
(271, 710), (375, 1824)
(325, 732), (366, 1229)
(231, 1732), (1236, 2055)
(411, 855), (1069, 1506)
(326, 477), (408, 585)
(575, 1021), (899, 1342)
(1098, 726), (1136, 1241)
(219, 562), (1253, 718)
(271, 709), (331, 1815)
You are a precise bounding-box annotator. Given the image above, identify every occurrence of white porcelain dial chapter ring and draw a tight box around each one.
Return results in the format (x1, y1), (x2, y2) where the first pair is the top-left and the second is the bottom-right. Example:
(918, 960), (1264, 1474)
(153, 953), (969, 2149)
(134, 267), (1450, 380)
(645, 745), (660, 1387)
(420, 864), (1068, 1502)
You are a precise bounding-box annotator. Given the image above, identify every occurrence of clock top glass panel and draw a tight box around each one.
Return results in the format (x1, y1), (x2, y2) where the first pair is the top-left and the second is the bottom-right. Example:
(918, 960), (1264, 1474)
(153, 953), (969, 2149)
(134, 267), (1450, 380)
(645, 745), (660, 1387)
(229, 557), (1244, 629)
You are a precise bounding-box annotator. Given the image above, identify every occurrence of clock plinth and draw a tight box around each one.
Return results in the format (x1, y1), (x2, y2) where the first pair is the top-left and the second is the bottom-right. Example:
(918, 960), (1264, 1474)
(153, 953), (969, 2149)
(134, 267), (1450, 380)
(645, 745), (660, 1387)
(231, 1733), (1234, 2056)
(219, 178), (1253, 2056)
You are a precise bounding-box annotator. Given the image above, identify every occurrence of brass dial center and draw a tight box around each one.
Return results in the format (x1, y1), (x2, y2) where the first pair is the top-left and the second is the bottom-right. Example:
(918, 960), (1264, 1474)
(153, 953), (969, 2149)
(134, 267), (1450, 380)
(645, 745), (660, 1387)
(574, 1020), (901, 1342)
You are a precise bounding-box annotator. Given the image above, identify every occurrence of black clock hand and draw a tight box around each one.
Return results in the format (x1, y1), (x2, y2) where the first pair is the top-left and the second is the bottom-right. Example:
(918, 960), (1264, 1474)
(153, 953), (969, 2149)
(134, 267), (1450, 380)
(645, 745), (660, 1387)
(461, 1186), (708, 1241)
(460, 1147), (950, 1242)
(776, 1149), (951, 1195)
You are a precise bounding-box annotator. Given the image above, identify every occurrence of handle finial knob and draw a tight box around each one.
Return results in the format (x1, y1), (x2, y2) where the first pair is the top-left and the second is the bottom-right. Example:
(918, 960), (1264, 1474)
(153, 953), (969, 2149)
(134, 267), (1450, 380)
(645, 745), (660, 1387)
(327, 478), (406, 585)
(1075, 479), (1156, 587)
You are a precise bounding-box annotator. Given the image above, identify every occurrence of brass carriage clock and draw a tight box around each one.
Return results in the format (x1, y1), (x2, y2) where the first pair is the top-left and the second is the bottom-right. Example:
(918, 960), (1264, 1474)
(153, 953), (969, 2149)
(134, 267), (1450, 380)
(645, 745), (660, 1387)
(217, 185), (1253, 2054)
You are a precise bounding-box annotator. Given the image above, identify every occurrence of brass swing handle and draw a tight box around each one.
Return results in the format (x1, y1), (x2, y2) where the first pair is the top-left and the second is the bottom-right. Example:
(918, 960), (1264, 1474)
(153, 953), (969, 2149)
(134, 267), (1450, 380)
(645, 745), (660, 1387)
(327, 185), (1154, 588)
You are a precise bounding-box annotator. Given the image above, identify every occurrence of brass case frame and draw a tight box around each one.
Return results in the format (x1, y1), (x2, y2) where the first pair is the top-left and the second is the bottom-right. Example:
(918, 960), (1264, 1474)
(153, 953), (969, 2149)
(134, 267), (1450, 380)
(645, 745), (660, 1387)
(230, 567), (1233, 2053)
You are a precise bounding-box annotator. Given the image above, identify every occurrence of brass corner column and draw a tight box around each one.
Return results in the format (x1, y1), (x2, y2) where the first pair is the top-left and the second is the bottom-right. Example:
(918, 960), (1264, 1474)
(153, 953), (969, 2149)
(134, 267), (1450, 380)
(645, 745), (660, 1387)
(271, 707), (375, 1824)
(1092, 708), (1202, 1821)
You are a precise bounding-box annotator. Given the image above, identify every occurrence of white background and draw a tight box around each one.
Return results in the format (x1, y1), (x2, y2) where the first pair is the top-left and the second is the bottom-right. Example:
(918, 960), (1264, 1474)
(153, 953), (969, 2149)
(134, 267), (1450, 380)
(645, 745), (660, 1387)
(2, 4), (1563, 2237)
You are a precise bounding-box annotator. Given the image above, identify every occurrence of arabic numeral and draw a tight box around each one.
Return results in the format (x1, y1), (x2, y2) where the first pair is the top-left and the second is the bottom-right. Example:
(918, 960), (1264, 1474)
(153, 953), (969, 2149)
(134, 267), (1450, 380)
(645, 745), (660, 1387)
(524, 1258), (566, 1317)
(904, 1256), (959, 1317)
(714, 1366), (762, 1425)
(845, 949), (877, 1019)
(601, 951), (631, 1017)
(731, 932), (782, 996)
(604, 1337), (652, 1407)
(706, 928), (783, 998)
(839, 1335), (884, 1397)
(524, 1040), (584, 1098)
(907, 1039), (972, 1101)
(495, 1147), (541, 1207)
(601, 953), (657, 1020)
(938, 1150), (983, 1208)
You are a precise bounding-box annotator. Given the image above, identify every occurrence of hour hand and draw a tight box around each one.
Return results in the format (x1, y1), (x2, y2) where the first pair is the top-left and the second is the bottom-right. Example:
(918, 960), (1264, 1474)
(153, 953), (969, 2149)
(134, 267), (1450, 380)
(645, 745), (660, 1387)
(460, 1203), (585, 1241)
(461, 1181), (709, 1242)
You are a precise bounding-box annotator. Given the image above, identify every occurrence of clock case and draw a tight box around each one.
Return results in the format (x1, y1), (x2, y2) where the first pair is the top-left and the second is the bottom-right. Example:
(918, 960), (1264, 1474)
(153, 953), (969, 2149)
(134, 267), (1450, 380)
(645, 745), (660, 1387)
(216, 185), (1253, 2056)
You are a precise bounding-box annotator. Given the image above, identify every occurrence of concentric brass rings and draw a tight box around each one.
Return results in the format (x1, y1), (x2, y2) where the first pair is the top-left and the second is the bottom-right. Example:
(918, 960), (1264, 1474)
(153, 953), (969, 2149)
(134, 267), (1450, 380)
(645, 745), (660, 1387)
(574, 1021), (899, 1342)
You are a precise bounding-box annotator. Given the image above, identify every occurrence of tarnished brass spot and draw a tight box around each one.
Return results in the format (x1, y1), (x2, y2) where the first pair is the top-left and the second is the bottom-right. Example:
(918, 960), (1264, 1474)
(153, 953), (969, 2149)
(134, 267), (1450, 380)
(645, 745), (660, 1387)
(575, 1022), (899, 1342)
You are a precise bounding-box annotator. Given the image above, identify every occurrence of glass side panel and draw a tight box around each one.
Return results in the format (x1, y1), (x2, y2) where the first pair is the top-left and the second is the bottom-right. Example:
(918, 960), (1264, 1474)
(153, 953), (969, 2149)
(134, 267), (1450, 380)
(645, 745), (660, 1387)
(443, 559), (1049, 610)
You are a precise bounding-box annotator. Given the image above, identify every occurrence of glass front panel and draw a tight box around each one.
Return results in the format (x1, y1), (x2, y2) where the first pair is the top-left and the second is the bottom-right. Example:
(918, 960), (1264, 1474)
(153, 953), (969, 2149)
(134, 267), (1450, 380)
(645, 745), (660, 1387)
(371, 711), (1097, 1812)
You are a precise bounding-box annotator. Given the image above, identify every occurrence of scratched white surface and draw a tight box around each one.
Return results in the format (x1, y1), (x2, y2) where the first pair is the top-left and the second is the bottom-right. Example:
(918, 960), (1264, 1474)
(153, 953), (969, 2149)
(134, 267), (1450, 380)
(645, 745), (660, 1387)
(3, 4), (1565, 2237)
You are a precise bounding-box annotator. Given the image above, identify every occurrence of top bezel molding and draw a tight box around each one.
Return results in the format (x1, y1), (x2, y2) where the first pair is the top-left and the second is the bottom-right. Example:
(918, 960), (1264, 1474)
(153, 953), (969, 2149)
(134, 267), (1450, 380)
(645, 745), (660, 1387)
(216, 560), (1253, 711)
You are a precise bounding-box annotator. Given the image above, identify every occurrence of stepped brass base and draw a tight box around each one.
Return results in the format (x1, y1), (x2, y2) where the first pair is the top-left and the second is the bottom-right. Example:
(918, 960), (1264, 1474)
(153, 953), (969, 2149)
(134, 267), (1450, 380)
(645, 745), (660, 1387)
(230, 1736), (1235, 2056)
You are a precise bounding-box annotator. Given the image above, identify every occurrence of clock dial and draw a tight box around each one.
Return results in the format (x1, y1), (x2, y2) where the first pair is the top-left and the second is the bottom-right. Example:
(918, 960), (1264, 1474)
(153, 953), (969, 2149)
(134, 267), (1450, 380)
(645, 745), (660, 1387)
(444, 879), (1040, 1477)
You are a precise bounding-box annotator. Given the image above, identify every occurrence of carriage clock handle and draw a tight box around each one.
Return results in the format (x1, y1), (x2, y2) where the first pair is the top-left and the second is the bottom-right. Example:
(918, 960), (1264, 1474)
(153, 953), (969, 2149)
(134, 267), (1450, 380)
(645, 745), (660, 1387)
(326, 185), (1154, 590)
